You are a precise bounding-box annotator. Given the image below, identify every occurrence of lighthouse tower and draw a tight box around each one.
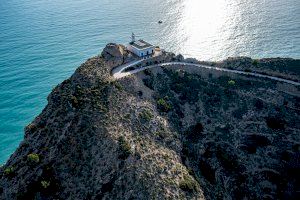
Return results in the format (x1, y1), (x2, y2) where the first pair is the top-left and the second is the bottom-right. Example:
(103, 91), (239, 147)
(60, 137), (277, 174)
(131, 33), (136, 43)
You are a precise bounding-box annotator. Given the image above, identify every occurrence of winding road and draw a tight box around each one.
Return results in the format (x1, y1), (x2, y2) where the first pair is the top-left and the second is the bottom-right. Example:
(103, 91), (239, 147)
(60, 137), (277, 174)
(112, 59), (300, 86)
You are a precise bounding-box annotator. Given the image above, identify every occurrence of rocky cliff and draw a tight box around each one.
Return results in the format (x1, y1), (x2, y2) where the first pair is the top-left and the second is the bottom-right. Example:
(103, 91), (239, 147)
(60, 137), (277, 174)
(0, 44), (299, 200)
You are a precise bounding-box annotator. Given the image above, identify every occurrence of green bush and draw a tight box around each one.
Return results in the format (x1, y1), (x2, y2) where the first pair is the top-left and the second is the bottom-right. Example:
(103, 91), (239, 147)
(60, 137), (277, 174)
(154, 131), (168, 139)
(179, 174), (198, 193)
(144, 69), (152, 76)
(118, 136), (132, 159)
(114, 82), (123, 90)
(157, 98), (172, 112)
(143, 78), (154, 89)
(185, 123), (204, 141)
(27, 153), (40, 163)
(41, 180), (50, 189)
(139, 109), (153, 122)
(228, 80), (236, 86)
(71, 95), (79, 108)
(4, 166), (14, 176)
(252, 59), (259, 66)
(266, 117), (285, 130)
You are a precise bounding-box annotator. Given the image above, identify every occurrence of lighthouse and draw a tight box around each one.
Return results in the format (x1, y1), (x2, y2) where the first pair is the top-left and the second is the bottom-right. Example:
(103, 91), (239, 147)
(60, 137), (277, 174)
(127, 33), (155, 58)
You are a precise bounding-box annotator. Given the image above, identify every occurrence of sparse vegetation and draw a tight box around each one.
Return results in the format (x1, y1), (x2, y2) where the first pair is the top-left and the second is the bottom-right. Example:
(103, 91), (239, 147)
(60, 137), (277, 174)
(1, 49), (299, 200)
(27, 153), (40, 163)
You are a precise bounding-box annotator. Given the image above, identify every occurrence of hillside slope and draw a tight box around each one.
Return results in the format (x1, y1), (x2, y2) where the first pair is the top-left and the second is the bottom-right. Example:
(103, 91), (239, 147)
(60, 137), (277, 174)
(1, 44), (299, 200)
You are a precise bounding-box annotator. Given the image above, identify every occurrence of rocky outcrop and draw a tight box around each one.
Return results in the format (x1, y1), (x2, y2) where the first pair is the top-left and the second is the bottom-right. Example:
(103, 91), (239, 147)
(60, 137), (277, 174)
(101, 43), (131, 68)
(0, 44), (299, 200)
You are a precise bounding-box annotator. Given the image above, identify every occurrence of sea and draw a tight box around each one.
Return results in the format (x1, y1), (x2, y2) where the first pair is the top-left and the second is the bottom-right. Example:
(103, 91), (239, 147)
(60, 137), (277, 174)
(0, 0), (299, 164)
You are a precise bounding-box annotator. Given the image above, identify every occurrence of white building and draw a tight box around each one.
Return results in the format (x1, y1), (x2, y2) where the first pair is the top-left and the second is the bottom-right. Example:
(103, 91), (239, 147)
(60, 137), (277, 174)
(127, 33), (155, 57)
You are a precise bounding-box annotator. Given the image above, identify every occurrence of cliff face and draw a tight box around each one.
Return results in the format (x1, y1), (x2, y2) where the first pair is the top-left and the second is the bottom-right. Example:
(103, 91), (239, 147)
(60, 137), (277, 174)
(0, 44), (299, 200)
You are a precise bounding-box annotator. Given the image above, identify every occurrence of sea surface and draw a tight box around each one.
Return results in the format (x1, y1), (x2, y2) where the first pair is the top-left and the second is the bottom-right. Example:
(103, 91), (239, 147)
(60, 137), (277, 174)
(0, 0), (299, 164)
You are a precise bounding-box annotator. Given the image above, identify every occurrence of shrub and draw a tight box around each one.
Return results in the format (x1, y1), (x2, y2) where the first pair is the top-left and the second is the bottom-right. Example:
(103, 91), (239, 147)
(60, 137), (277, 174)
(266, 117), (285, 130)
(71, 96), (79, 108)
(114, 82), (123, 90)
(186, 122), (204, 141)
(4, 166), (14, 176)
(41, 180), (50, 189)
(228, 80), (236, 85)
(179, 174), (198, 193)
(254, 99), (264, 110)
(154, 131), (168, 139)
(252, 59), (259, 66)
(199, 160), (215, 184)
(139, 109), (153, 122)
(243, 134), (270, 147)
(118, 136), (132, 159)
(124, 66), (135, 72)
(27, 153), (40, 163)
(144, 69), (151, 76)
(143, 78), (153, 89)
(217, 146), (239, 171)
(26, 123), (37, 133)
(137, 91), (143, 97)
(157, 98), (172, 112)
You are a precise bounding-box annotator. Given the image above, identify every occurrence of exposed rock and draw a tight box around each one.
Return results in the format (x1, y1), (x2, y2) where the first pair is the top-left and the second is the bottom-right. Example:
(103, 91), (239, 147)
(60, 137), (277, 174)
(0, 44), (299, 200)
(101, 43), (130, 68)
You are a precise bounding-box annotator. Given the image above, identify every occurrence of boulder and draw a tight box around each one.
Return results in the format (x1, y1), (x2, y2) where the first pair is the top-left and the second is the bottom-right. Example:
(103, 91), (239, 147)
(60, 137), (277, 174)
(101, 43), (128, 67)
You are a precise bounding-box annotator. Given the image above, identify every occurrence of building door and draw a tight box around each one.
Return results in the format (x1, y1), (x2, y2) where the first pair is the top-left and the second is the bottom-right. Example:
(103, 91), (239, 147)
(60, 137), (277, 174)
(147, 51), (149, 55)
(141, 53), (143, 57)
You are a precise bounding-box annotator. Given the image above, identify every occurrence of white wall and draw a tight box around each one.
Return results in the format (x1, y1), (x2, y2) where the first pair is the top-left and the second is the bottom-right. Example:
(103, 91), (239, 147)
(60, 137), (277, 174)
(127, 45), (154, 57)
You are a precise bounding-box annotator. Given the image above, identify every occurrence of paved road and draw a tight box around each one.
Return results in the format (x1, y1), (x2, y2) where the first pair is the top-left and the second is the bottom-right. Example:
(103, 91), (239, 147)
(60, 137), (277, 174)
(113, 61), (300, 86)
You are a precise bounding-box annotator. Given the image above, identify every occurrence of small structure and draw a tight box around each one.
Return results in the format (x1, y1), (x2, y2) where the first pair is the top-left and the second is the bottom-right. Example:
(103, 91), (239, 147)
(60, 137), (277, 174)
(127, 33), (155, 57)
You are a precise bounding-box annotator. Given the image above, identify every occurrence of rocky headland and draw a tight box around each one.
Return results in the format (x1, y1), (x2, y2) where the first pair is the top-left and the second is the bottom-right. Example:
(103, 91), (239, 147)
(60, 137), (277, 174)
(0, 44), (299, 200)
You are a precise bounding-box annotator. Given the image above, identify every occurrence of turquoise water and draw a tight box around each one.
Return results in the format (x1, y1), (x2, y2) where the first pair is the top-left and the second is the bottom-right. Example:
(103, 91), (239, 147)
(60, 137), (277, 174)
(0, 0), (299, 164)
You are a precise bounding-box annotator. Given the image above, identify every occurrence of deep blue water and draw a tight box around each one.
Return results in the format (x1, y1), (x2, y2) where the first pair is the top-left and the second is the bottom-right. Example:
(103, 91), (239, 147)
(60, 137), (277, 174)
(0, 0), (299, 164)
